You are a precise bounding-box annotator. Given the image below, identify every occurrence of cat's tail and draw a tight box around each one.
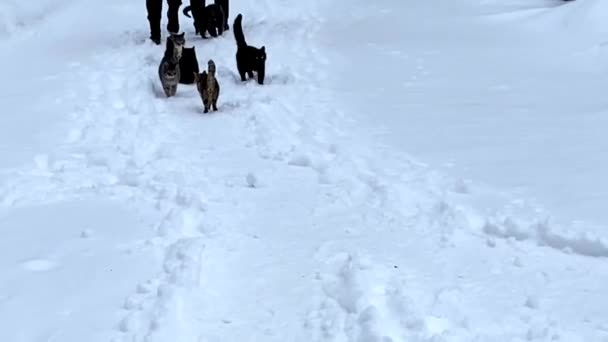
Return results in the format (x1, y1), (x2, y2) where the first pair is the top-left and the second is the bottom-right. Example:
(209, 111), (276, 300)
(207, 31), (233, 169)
(183, 5), (193, 18)
(233, 14), (247, 48)
(207, 59), (216, 74)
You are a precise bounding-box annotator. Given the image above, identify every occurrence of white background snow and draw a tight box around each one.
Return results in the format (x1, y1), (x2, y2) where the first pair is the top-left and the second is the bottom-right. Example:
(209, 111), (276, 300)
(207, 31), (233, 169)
(1, 0), (608, 341)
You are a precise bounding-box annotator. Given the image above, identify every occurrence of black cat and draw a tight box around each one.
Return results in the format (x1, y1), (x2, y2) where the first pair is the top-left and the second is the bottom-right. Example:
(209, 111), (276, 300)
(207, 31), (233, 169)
(179, 46), (200, 84)
(183, 0), (229, 39)
(233, 14), (266, 85)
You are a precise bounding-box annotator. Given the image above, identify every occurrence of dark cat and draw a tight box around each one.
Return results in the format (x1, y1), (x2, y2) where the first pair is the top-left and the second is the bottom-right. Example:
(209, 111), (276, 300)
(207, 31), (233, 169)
(233, 14), (266, 85)
(158, 33), (185, 97)
(183, 0), (229, 39)
(195, 59), (220, 113)
(179, 46), (200, 84)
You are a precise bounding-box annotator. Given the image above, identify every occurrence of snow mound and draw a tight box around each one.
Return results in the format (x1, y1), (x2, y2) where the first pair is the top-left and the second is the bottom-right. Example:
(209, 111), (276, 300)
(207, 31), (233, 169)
(565, 0), (608, 31)
(545, 0), (608, 34)
(486, 0), (608, 36)
(483, 216), (608, 257)
(0, 0), (62, 38)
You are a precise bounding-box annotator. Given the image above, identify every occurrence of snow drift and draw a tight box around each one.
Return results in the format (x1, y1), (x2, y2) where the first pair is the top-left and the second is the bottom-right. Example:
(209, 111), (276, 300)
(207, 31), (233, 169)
(558, 0), (608, 33)
(482, 0), (608, 36)
(530, 0), (608, 35)
(0, 0), (63, 38)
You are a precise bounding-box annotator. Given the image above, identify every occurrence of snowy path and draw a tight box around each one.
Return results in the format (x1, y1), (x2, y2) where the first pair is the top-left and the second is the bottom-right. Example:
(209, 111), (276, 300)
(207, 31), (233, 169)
(1, 0), (608, 341)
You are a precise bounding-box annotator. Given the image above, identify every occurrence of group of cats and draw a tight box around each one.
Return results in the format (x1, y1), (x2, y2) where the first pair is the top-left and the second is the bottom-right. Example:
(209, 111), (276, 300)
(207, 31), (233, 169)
(157, 0), (267, 114)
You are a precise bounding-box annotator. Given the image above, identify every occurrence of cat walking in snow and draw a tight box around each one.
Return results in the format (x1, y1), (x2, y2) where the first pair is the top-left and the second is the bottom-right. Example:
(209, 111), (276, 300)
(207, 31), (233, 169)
(195, 59), (220, 113)
(158, 32), (185, 97)
(233, 14), (266, 85)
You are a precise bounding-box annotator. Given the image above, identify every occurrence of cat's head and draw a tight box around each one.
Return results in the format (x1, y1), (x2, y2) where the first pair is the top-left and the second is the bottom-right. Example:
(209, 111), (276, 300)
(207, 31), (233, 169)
(254, 46), (266, 67)
(183, 46), (196, 57)
(169, 32), (186, 46)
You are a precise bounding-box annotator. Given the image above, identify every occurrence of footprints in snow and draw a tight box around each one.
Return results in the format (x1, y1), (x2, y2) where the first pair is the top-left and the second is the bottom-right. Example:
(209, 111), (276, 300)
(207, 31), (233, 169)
(309, 253), (432, 342)
(114, 238), (205, 341)
(310, 253), (572, 342)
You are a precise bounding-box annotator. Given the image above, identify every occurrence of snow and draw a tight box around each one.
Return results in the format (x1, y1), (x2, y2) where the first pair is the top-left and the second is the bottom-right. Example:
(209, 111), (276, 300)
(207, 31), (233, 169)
(0, 200), (158, 342)
(326, 0), (608, 232)
(1, 0), (608, 341)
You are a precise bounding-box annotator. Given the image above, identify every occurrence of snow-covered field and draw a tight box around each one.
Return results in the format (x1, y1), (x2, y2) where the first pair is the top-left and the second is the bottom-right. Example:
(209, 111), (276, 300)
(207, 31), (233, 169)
(327, 0), (608, 229)
(1, 0), (607, 341)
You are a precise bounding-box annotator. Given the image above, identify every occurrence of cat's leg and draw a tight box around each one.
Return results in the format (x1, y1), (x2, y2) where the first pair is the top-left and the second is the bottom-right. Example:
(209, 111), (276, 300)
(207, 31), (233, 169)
(170, 84), (176, 97)
(203, 98), (210, 113)
(166, 0), (182, 34)
(257, 66), (265, 85)
(215, 82), (220, 106)
(212, 90), (218, 110)
(208, 25), (218, 37)
(247, 71), (254, 79)
(147, 0), (162, 44)
(200, 7), (210, 38)
(237, 62), (247, 81)
(217, 17), (224, 36)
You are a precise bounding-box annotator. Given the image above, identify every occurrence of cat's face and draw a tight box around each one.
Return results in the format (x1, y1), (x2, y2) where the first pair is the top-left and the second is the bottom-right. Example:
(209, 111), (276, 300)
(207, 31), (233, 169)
(170, 32), (185, 46)
(254, 47), (266, 67)
(208, 14), (220, 25)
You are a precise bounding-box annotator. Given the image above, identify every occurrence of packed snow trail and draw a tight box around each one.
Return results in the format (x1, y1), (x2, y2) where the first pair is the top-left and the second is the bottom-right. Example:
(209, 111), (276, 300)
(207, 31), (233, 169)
(1, 0), (608, 341)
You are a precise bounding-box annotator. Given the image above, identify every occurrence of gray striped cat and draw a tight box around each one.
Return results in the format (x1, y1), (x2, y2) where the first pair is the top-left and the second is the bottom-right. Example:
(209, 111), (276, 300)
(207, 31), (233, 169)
(158, 32), (185, 97)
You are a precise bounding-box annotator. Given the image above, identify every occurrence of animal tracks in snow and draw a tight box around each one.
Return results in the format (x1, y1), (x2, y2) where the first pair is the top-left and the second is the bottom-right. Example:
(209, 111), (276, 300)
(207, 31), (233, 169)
(309, 253), (435, 342)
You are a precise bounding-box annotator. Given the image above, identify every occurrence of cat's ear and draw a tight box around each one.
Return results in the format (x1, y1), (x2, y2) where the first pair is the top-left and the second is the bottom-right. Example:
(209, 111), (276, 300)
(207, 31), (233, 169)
(260, 46), (265, 52)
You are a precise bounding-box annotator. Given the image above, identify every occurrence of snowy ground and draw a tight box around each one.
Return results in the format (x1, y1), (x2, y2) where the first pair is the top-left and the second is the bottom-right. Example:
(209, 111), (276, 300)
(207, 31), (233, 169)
(326, 0), (608, 229)
(1, 0), (608, 341)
